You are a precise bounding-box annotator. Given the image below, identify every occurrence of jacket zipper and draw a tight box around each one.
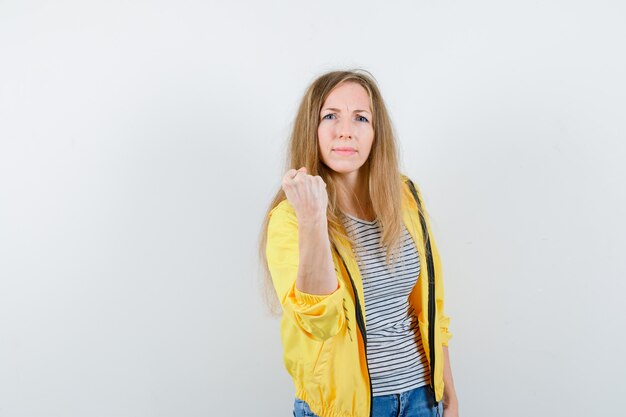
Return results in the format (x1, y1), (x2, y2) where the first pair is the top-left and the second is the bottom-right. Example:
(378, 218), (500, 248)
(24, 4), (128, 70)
(330, 177), (438, 414)
(406, 179), (439, 409)
(333, 244), (373, 417)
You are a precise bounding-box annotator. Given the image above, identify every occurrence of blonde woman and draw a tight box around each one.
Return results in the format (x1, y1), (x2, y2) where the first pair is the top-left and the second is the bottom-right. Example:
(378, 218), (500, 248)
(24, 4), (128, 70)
(258, 70), (459, 417)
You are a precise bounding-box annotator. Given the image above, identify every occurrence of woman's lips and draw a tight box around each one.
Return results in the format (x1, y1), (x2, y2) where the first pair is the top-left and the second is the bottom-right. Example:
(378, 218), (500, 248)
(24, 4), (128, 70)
(333, 148), (357, 156)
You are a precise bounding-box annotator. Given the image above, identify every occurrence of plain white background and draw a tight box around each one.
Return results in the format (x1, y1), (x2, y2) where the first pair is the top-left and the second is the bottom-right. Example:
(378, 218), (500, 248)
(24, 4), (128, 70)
(1, 1), (625, 416)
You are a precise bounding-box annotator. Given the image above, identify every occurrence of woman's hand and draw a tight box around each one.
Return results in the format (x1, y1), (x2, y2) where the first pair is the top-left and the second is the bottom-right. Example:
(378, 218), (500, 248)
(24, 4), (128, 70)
(281, 167), (328, 223)
(443, 401), (459, 417)
(442, 346), (459, 416)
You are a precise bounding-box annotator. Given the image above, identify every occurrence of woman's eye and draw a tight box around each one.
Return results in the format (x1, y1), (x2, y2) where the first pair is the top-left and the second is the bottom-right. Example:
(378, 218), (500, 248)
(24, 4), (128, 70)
(321, 114), (369, 122)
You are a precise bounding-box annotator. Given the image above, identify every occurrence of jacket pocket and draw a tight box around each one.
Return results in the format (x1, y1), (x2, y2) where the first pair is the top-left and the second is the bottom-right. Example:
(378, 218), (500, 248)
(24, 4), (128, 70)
(417, 317), (431, 361)
(311, 337), (334, 379)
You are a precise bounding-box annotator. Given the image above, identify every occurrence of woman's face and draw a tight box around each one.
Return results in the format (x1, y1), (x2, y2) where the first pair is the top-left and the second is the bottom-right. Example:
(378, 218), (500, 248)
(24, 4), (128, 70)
(317, 82), (374, 177)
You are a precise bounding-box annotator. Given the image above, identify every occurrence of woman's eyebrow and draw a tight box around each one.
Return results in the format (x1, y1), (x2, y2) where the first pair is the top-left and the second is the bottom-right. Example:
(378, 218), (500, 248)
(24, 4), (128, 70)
(322, 107), (371, 114)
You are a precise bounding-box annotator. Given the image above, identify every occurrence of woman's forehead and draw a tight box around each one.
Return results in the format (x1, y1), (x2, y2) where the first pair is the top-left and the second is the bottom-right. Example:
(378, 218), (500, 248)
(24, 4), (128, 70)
(322, 82), (372, 111)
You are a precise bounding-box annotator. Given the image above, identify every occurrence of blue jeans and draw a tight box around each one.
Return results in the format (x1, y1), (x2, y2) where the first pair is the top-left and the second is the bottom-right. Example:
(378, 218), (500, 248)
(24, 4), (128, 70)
(293, 384), (443, 417)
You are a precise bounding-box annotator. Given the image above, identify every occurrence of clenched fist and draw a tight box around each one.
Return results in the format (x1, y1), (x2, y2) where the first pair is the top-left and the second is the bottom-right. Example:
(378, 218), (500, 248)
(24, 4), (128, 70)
(281, 167), (329, 222)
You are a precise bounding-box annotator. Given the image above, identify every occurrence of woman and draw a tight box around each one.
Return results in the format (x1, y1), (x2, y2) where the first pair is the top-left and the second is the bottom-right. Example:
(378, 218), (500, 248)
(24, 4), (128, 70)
(258, 69), (459, 417)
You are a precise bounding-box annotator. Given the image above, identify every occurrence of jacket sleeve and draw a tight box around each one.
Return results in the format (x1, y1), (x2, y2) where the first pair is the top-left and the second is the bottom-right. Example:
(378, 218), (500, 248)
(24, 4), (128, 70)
(265, 203), (346, 341)
(430, 228), (453, 346)
(414, 183), (453, 347)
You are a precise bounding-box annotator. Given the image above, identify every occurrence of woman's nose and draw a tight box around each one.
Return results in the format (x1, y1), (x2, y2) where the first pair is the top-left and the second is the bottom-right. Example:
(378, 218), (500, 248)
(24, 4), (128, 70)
(337, 118), (354, 139)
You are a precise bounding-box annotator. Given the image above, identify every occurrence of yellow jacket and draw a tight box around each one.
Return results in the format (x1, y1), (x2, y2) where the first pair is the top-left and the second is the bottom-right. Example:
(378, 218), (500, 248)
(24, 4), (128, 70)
(266, 175), (452, 417)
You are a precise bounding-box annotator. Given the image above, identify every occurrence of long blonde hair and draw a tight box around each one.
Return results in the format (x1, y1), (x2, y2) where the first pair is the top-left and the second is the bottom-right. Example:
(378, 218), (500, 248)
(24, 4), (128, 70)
(257, 69), (405, 315)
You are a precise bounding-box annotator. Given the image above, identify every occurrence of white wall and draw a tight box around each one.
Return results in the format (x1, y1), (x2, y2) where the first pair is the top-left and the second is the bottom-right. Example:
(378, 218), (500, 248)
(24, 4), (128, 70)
(1, 1), (624, 416)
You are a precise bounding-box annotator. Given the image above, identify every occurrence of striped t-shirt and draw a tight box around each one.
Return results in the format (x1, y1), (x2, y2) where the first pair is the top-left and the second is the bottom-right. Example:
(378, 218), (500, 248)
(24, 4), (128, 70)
(341, 212), (430, 396)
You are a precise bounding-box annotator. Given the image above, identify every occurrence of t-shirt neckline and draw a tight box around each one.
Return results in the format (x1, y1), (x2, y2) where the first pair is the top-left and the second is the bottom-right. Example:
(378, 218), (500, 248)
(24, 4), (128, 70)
(343, 212), (378, 225)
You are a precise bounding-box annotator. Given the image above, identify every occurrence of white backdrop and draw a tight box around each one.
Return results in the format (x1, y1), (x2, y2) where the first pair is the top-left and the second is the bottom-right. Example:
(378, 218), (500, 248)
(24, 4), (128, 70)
(1, 1), (624, 416)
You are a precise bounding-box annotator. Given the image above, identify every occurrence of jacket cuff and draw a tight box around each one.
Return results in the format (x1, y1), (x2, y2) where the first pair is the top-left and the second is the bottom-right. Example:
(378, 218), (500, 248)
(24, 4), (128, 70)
(439, 314), (452, 346)
(293, 281), (341, 306)
(284, 279), (346, 341)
